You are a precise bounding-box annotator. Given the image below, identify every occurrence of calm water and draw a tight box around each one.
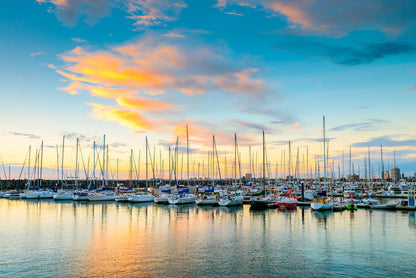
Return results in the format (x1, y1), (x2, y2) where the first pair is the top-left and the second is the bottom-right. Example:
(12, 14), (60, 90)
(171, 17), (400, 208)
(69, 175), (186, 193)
(1, 199), (415, 277)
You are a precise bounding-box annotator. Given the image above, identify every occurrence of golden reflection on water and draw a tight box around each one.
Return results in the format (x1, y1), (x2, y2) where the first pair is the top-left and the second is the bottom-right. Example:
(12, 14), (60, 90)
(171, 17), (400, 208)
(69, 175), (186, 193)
(1, 199), (416, 277)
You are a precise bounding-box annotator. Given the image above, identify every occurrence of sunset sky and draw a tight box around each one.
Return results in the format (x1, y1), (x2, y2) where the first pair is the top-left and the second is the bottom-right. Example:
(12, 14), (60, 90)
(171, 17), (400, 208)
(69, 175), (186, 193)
(1, 0), (416, 180)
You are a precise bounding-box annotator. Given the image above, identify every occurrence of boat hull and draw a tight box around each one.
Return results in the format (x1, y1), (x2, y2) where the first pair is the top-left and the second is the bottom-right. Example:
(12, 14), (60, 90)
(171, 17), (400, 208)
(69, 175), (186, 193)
(310, 202), (333, 211)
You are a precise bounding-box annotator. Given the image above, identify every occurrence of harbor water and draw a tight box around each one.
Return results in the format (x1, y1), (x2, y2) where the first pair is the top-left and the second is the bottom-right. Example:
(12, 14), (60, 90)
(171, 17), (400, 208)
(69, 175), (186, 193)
(1, 199), (415, 277)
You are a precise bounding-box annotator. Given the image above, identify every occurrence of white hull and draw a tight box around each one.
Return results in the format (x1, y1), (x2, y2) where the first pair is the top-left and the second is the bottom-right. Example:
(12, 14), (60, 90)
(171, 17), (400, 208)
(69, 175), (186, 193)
(311, 202), (333, 211)
(115, 195), (130, 202)
(26, 191), (54, 199)
(218, 196), (244, 206)
(128, 194), (154, 203)
(168, 194), (195, 204)
(73, 194), (89, 201)
(154, 194), (170, 204)
(87, 193), (115, 201)
(54, 191), (73, 201)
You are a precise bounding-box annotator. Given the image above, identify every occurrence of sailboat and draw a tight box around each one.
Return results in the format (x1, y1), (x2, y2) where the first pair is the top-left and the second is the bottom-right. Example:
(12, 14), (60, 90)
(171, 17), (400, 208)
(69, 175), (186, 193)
(154, 147), (172, 204)
(74, 140), (97, 201)
(26, 142), (54, 199)
(128, 137), (154, 203)
(196, 134), (220, 205)
(277, 142), (298, 208)
(168, 127), (195, 205)
(311, 116), (334, 211)
(88, 136), (116, 201)
(218, 134), (243, 206)
(54, 137), (74, 200)
(250, 131), (270, 210)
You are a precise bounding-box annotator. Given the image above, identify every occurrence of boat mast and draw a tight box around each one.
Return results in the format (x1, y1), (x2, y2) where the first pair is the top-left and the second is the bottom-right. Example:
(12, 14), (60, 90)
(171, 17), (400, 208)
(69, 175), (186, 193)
(263, 130), (266, 194)
(40, 140), (43, 188)
(146, 137), (148, 190)
(368, 146), (371, 190)
(93, 141), (95, 188)
(75, 138), (79, 189)
(381, 144), (384, 182)
(28, 145), (31, 187)
(323, 115), (326, 193)
(212, 135), (215, 187)
(349, 145), (352, 182)
(102, 135), (106, 187)
(288, 141), (291, 184)
(235, 133), (237, 185)
(187, 125), (189, 187)
(56, 145), (59, 183)
(61, 136), (65, 189)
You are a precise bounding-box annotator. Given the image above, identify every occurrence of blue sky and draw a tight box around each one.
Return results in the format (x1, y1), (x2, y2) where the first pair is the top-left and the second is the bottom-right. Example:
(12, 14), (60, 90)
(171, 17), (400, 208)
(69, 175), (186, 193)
(0, 0), (415, 179)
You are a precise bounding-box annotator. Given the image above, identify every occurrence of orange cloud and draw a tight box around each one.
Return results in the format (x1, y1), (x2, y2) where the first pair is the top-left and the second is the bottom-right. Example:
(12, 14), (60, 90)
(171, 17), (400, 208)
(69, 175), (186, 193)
(172, 123), (258, 148)
(290, 123), (301, 131)
(214, 68), (265, 94)
(52, 35), (268, 134)
(88, 103), (159, 131)
(116, 96), (177, 113)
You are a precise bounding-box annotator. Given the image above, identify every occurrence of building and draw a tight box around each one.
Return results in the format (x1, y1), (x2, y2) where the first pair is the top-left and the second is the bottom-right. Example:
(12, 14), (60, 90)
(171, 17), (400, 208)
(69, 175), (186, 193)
(390, 167), (400, 182)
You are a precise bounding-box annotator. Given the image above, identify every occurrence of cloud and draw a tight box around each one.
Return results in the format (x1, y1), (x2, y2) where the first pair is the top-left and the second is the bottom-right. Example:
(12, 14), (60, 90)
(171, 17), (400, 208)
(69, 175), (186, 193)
(276, 40), (415, 65)
(352, 136), (416, 148)
(410, 86), (416, 91)
(37, 0), (186, 28)
(115, 96), (178, 113)
(225, 11), (244, 16)
(9, 132), (41, 139)
(125, 0), (187, 27)
(169, 123), (259, 148)
(36, 0), (113, 26)
(50, 34), (269, 133)
(71, 37), (88, 43)
(329, 119), (388, 132)
(87, 102), (162, 132)
(233, 120), (270, 132)
(161, 32), (186, 38)
(216, 0), (416, 36)
(30, 51), (45, 58)
(290, 122), (301, 131)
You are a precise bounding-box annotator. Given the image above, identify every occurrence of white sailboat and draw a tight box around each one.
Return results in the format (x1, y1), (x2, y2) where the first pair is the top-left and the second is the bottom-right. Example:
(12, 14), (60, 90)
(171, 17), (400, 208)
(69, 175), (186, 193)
(219, 134), (243, 207)
(54, 136), (73, 201)
(168, 127), (195, 205)
(128, 137), (154, 203)
(196, 133), (219, 206)
(311, 116), (334, 211)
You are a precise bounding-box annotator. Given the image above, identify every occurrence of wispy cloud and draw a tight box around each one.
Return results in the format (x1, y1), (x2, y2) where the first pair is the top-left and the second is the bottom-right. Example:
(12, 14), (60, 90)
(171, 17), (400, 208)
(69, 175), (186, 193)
(225, 11), (244, 16)
(125, 0), (187, 28)
(37, 0), (186, 28)
(161, 32), (186, 38)
(330, 119), (388, 132)
(71, 37), (88, 43)
(290, 122), (301, 131)
(9, 132), (41, 139)
(215, 0), (416, 36)
(276, 40), (415, 65)
(36, 0), (113, 26)
(30, 51), (45, 58)
(352, 135), (416, 148)
(233, 120), (271, 132)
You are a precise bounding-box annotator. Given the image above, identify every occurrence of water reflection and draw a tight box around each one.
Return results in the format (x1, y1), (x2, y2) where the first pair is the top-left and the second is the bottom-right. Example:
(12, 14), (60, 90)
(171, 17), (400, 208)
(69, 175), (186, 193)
(1, 200), (416, 277)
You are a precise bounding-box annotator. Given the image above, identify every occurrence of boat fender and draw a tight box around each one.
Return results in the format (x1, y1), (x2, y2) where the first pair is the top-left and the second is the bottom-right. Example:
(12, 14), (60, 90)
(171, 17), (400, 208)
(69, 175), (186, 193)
(216, 195), (220, 200)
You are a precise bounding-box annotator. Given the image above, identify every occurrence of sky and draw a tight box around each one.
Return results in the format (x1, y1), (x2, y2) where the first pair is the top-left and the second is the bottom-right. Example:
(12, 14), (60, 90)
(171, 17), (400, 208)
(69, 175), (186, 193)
(0, 0), (416, 180)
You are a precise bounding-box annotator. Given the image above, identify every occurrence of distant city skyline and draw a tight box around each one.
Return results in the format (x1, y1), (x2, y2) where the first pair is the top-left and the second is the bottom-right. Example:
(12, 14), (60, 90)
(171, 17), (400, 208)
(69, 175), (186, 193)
(1, 1), (415, 178)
